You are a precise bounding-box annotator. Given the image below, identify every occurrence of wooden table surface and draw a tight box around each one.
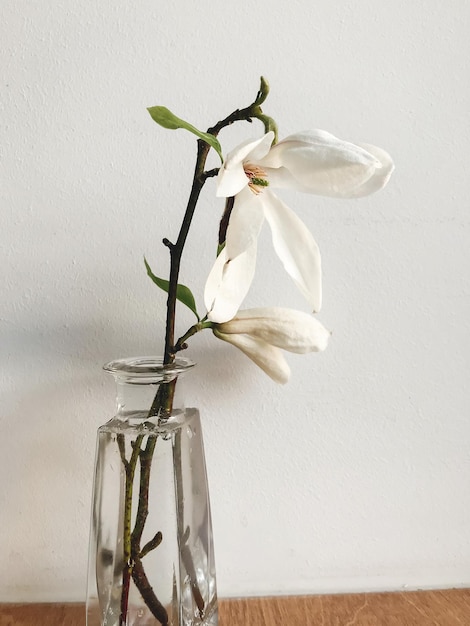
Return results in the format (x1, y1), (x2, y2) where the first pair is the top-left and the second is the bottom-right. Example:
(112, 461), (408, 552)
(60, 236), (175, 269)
(1, 590), (469, 625)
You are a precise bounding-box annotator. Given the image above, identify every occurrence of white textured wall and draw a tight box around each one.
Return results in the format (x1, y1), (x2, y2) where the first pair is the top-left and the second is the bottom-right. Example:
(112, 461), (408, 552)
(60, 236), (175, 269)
(1, 0), (469, 602)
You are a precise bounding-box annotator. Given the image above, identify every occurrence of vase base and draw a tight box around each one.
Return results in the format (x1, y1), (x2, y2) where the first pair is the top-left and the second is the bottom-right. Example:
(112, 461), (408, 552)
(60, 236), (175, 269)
(87, 596), (218, 626)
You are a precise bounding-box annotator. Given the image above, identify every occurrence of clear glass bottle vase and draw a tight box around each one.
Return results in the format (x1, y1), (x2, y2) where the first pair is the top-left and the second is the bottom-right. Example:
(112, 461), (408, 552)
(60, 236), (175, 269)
(86, 357), (218, 626)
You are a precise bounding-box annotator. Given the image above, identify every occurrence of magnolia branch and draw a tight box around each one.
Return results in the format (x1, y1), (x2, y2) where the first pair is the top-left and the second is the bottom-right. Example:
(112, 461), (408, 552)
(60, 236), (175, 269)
(163, 77), (273, 364)
(117, 77), (275, 626)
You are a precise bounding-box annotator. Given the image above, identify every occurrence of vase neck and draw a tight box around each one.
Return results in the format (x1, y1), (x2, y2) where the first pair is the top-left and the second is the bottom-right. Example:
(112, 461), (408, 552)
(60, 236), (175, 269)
(104, 356), (194, 422)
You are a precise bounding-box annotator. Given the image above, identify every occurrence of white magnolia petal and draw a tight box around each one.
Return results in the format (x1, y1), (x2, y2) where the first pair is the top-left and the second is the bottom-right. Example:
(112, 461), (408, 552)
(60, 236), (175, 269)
(217, 132), (275, 198)
(214, 329), (290, 384)
(224, 132), (274, 169)
(244, 131), (275, 162)
(218, 307), (331, 353)
(216, 161), (248, 198)
(272, 146), (378, 197)
(204, 244), (257, 323)
(262, 191), (322, 313)
(349, 143), (395, 197)
(260, 130), (392, 198)
(261, 129), (370, 160)
(260, 166), (312, 192)
(204, 248), (226, 313)
(259, 130), (363, 167)
(225, 187), (265, 260)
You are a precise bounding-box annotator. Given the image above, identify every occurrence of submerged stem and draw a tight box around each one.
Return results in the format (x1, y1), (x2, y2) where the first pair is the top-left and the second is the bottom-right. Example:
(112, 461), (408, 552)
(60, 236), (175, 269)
(118, 434), (144, 626)
(132, 556), (169, 626)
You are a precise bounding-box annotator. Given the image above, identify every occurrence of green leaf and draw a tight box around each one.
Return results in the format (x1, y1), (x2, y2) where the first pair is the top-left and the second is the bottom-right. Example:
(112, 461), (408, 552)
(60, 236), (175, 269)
(144, 258), (200, 321)
(147, 106), (223, 162)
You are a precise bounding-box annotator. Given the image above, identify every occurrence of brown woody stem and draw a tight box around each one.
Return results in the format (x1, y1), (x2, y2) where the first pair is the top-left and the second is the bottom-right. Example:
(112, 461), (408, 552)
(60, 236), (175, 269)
(132, 556), (169, 626)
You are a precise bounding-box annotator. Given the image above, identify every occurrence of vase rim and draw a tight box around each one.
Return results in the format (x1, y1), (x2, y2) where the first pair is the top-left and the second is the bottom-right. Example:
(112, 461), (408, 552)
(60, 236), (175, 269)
(103, 356), (195, 382)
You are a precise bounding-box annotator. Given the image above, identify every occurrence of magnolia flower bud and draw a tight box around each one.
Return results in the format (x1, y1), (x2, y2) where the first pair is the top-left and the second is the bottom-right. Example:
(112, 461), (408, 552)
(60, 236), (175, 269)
(213, 307), (331, 384)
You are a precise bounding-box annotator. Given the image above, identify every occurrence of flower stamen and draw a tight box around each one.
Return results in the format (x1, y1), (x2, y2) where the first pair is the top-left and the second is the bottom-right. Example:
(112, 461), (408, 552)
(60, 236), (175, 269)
(244, 164), (269, 195)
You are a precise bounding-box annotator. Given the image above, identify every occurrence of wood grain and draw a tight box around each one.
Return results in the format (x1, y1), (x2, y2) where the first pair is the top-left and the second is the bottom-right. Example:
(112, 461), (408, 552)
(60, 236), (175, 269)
(1, 590), (469, 625)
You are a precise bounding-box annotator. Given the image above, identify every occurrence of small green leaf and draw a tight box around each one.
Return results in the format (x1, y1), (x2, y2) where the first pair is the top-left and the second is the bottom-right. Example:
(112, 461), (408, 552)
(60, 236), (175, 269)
(144, 258), (200, 321)
(147, 106), (223, 162)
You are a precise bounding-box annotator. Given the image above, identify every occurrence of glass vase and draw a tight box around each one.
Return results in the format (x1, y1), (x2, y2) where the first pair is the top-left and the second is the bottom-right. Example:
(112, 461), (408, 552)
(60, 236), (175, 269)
(86, 357), (218, 626)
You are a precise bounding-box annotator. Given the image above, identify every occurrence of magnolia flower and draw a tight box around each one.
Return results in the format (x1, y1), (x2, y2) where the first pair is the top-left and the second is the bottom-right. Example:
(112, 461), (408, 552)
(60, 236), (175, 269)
(213, 307), (331, 384)
(204, 130), (394, 324)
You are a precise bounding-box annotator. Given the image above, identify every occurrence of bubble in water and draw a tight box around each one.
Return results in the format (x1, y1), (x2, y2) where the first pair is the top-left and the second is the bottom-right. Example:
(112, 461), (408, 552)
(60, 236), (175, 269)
(137, 608), (144, 617)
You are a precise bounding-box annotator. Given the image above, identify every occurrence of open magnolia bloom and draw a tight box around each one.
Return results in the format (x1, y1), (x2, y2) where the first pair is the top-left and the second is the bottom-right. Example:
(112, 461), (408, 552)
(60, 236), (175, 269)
(213, 307), (331, 384)
(204, 130), (394, 324)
